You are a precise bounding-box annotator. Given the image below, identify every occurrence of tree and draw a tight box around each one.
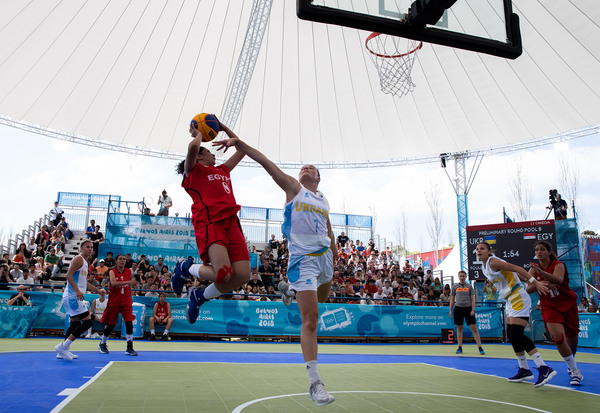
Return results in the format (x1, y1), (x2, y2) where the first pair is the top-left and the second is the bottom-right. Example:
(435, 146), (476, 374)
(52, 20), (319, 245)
(558, 153), (580, 206)
(425, 182), (444, 265)
(508, 155), (533, 221)
(582, 230), (597, 236)
(394, 204), (408, 252)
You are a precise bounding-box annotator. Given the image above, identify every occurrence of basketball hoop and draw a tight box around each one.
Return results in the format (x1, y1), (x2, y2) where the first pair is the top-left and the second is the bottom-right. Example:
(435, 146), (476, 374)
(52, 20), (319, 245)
(365, 32), (423, 98)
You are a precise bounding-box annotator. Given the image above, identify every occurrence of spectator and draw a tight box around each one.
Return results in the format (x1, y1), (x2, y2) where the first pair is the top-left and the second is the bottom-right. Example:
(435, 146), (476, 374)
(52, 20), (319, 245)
(0, 264), (15, 290)
(145, 284), (160, 298)
(268, 234), (280, 260)
(247, 271), (264, 290)
(44, 248), (61, 279)
(35, 225), (51, 250)
(49, 201), (64, 226)
(337, 232), (349, 249)
(365, 278), (378, 295)
(153, 257), (167, 273)
(373, 286), (386, 303)
(90, 225), (104, 257)
(7, 285), (31, 306)
(577, 297), (589, 313)
(31, 245), (45, 264)
(12, 250), (28, 270)
(10, 264), (23, 283)
(258, 258), (275, 290)
(2, 253), (12, 267)
(149, 292), (173, 340)
(397, 286), (414, 305)
(382, 280), (394, 298)
(59, 217), (74, 240)
(85, 219), (96, 239)
(588, 303), (597, 313)
(124, 253), (134, 269)
(157, 190), (173, 216)
(26, 237), (37, 255)
(138, 254), (151, 274)
(16, 268), (35, 287)
(432, 277), (443, 298)
(95, 260), (109, 277)
(438, 285), (451, 305)
(103, 252), (116, 268)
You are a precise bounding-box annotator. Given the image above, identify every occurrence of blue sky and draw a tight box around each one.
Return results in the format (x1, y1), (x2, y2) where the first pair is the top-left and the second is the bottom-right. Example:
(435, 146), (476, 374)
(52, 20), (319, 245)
(1, 123), (599, 252)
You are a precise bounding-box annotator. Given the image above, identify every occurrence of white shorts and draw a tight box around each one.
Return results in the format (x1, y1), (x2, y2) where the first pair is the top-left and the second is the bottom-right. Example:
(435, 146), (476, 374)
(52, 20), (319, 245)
(62, 294), (90, 318)
(504, 286), (531, 318)
(287, 249), (333, 293)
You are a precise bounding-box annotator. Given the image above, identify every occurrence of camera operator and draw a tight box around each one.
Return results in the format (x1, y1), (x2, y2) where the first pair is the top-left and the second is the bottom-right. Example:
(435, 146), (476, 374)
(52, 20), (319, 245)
(549, 190), (568, 220)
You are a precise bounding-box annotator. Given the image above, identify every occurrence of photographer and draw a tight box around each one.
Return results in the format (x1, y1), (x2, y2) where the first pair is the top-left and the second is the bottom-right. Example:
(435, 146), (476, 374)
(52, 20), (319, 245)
(549, 190), (568, 220)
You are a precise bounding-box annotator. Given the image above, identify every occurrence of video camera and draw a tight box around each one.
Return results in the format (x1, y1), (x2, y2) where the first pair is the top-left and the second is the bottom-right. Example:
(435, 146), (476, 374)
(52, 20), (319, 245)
(548, 189), (559, 208)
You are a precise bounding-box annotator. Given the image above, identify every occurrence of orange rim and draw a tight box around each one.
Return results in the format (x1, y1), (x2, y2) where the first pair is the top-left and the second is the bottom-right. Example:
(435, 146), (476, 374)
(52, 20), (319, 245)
(365, 32), (423, 59)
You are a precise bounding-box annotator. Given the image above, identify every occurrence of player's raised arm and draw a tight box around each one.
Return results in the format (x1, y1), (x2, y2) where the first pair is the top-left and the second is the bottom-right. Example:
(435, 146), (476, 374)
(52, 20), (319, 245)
(213, 138), (301, 202)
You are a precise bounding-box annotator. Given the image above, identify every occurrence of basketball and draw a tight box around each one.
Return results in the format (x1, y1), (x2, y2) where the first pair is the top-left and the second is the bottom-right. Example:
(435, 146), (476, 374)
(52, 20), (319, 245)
(190, 113), (220, 142)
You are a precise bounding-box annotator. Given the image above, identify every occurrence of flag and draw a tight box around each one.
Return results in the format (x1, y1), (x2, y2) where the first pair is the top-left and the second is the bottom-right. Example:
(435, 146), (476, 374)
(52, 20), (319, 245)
(523, 233), (536, 240)
(484, 235), (496, 245)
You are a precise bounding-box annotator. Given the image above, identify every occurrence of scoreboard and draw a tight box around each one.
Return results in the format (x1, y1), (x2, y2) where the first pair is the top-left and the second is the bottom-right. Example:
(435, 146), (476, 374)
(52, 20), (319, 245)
(466, 220), (557, 281)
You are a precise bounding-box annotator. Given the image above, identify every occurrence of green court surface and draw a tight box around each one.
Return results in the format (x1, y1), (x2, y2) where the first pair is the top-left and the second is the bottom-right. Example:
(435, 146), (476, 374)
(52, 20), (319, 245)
(61, 362), (597, 413)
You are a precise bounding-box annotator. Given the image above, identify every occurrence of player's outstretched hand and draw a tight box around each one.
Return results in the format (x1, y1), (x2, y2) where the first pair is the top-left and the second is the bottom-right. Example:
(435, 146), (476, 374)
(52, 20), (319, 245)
(213, 138), (239, 153)
(532, 278), (550, 296)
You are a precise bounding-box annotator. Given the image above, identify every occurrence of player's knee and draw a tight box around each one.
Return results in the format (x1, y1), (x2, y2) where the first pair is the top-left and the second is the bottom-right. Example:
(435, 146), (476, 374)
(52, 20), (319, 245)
(216, 264), (232, 284)
(552, 332), (565, 345)
(81, 318), (93, 330)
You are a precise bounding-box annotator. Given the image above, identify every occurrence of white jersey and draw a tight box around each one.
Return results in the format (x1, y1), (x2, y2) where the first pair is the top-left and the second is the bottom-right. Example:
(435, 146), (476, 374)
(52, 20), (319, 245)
(481, 255), (523, 300)
(92, 298), (107, 316)
(63, 256), (88, 299)
(282, 185), (331, 256)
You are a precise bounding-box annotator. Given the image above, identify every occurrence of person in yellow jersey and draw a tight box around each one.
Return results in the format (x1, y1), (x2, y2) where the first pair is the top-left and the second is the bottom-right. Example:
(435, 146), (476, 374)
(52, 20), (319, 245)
(477, 242), (554, 388)
(213, 137), (337, 407)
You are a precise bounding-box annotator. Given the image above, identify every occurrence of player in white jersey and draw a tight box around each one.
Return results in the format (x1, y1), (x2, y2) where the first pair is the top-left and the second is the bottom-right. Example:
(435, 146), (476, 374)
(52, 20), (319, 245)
(477, 242), (556, 388)
(214, 138), (338, 407)
(55, 240), (105, 360)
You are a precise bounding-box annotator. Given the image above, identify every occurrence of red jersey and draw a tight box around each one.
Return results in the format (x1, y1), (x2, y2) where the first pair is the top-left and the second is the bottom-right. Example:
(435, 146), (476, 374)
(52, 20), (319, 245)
(182, 163), (240, 226)
(108, 267), (133, 305)
(534, 260), (577, 312)
(156, 301), (169, 319)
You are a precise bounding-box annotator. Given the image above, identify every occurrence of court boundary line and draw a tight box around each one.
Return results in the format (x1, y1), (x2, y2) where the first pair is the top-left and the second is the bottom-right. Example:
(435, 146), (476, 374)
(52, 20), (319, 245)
(424, 362), (600, 396)
(231, 391), (553, 413)
(49, 361), (113, 413)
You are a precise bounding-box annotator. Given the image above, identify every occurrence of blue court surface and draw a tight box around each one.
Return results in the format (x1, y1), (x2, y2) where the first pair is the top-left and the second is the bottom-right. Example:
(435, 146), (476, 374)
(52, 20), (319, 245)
(1, 341), (599, 412)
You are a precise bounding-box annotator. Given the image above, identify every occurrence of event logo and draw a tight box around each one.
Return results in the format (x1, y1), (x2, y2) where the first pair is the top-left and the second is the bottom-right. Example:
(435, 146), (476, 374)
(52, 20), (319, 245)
(319, 307), (352, 331)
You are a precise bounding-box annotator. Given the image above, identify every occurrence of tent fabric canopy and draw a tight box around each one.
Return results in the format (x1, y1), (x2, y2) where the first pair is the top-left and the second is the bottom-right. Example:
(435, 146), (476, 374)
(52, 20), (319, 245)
(0, 0), (599, 167)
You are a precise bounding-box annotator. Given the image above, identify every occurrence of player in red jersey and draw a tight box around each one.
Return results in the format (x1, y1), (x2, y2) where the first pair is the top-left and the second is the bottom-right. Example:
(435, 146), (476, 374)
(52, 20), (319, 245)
(527, 240), (583, 386)
(172, 118), (250, 324)
(98, 254), (139, 356)
(149, 292), (173, 341)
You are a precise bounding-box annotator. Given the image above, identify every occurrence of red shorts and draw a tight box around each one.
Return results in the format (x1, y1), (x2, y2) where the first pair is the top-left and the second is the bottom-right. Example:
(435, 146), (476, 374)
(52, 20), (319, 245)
(194, 215), (250, 264)
(542, 304), (579, 337)
(101, 303), (136, 325)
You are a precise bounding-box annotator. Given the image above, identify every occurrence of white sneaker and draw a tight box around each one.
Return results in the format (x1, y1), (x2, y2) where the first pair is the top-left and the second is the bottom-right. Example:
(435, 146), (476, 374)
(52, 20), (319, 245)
(54, 343), (73, 361)
(56, 350), (78, 359)
(278, 281), (294, 306)
(309, 381), (335, 406)
(569, 368), (584, 386)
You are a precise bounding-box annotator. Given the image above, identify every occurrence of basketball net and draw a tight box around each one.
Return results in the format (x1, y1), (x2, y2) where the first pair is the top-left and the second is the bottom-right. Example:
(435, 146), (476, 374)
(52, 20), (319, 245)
(365, 33), (422, 98)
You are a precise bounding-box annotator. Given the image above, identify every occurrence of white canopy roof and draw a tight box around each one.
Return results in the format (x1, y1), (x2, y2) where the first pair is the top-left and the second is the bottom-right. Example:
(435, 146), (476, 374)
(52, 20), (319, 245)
(1, 0), (599, 167)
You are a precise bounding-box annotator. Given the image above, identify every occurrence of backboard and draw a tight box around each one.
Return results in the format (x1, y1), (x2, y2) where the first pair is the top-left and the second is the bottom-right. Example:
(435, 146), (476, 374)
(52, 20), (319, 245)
(297, 0), (522, 59)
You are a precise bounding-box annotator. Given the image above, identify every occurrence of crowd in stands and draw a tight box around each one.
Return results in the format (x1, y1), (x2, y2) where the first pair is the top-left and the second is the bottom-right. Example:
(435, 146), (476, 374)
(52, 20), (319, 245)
(0, 216), (75, 290)
(2, 216), (598, 313)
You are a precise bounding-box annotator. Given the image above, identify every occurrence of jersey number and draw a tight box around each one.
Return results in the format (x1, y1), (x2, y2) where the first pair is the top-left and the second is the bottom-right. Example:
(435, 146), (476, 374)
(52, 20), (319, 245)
(222, 182), (231, 194)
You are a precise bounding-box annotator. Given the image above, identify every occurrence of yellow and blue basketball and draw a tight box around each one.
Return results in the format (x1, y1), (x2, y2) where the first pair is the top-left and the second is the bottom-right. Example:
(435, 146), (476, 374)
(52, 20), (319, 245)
(190, 113), (220, 142)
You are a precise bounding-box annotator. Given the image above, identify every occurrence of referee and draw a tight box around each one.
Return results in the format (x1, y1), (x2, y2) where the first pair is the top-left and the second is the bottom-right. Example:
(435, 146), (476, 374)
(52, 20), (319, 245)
(450, 270), (485, 355)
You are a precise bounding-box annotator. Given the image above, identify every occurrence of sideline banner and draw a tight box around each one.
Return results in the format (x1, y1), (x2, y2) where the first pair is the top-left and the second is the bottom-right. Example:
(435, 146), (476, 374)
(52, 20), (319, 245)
(0, 304), (39, 338)
(579, 313), (600, 348)
(0, 291), (504, 339)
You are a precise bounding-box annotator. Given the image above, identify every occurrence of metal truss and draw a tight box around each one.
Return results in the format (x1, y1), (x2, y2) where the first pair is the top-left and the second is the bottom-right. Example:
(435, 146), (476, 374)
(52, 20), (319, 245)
(220, 0), (273, 129)
(1, 114), (598, 169)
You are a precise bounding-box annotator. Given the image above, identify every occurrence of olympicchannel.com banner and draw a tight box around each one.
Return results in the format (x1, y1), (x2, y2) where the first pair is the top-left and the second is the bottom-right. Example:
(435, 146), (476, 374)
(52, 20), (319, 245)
(466, 220), (557, 281)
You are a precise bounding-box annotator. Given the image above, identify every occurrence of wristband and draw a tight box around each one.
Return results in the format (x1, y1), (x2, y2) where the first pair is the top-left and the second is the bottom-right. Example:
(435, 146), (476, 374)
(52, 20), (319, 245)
(528, 277), (535, 284)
